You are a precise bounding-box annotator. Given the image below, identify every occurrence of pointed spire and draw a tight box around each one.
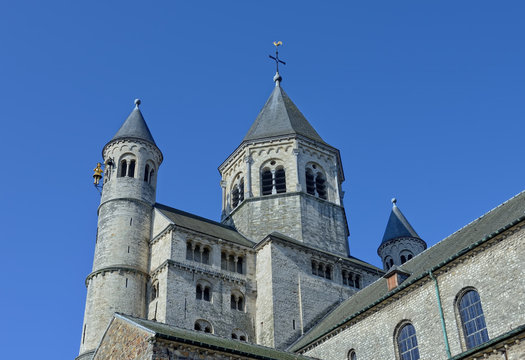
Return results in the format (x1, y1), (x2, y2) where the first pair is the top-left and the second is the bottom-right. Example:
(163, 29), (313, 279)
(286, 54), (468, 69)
(243, 85), (326, 144)
(381, 198), (420, 244)
(111, 99), (156, 145)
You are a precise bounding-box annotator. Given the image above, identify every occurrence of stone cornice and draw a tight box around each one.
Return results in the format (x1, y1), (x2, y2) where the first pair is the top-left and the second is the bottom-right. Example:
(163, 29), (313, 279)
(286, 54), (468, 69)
(85, 265), (149, 287)
(150, 259), (247, 285)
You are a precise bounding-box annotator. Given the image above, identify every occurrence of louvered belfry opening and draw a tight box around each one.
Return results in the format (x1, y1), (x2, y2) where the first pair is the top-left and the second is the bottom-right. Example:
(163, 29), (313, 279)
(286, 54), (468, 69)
(316, 173), (327, 199)
(232, 187), (240, 208)
(275, 168), (286, 193)
(261, 169), (273, 195)
(306, 169), (315, 195)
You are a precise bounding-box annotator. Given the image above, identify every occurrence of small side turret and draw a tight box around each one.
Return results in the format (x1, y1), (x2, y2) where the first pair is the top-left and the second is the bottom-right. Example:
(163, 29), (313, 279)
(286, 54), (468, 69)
(377, 198), (426, 271)
(78, 100), (162, 360)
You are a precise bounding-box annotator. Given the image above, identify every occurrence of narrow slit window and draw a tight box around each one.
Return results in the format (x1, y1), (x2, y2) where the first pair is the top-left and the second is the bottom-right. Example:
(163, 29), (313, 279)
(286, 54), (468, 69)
(316, 173), (327, 199)
(144, 164), (150, 182)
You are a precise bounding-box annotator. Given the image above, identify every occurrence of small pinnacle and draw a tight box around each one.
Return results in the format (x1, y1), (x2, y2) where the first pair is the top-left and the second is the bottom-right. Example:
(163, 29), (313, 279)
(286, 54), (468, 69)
(134, 99), (141, 108)
(391, 198), (397, 206)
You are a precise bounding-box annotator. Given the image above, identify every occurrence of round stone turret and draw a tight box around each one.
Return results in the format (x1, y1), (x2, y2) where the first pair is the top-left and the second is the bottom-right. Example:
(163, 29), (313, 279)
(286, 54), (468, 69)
(377, 199), (426, 271)
(78, 100), (162, 359)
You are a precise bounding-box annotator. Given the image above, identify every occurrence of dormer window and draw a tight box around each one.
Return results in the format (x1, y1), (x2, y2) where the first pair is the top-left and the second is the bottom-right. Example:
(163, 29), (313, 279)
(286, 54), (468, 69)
(305, 164), (327, 200)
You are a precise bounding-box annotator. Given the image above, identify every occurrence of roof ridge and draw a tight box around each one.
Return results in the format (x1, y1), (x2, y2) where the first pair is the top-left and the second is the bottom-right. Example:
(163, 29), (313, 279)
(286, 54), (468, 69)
(155, 203), (239, 232)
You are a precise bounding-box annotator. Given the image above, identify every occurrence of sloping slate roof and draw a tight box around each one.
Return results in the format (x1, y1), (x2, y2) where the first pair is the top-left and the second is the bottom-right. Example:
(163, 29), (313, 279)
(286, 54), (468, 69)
(155, 203), (253, 247)
(291, 190), (525, 352)
(118, 314), (314, 360)
(263, 232), (383, 273)
(381, 204), (420, 244)
(112, 107), (156, 145)
(243, 85), (326, 144)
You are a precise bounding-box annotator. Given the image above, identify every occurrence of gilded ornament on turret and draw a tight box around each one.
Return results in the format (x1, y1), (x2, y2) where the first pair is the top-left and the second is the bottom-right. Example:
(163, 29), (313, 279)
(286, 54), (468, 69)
(93, 162), (103, 185)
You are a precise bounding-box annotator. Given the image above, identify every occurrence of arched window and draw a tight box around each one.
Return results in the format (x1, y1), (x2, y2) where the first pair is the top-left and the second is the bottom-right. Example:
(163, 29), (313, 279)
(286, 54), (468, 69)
(194, 320), (212, 333)
(305, 163), (328, 200)
(348, 349), (357, 360)
(400, 255), (407, 264)
(144, 164), (150, 182)
(186, 241), (211, 265)
(151, 281), (159, 302)
(231, 291), (244, 311)
(397, 323), (420, 360)
(275, 167), (286, 193)
(196, 282), (211, 302)
(231, 174), (245, 208)
(128, 159), (136, 178)
(458, 289), (489, 349)
(232, 329), (247, 342)
(119, 160), (127, 177)
(260, 160), (287, 196)
(306, 169), (315, 195)
(149, 169), (154, 184)
(400, 251), (413, 265)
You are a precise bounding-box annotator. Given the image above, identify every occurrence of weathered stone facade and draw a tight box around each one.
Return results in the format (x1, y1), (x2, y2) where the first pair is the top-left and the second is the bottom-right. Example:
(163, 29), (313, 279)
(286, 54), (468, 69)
(79, 79), (525, 360)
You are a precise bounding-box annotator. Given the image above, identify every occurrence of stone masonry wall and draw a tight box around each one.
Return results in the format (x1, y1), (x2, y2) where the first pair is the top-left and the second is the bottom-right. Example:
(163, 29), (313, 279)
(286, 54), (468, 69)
(94, 317), (153, 360)
(268, 242), (356, 350)
(303, 224), (525, 360)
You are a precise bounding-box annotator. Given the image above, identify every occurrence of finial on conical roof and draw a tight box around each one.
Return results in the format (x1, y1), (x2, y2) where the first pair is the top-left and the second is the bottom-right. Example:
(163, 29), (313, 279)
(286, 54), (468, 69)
(273, 72), (282, 86)
(134, 99), (141, 108)
(392, 198), (397, 206)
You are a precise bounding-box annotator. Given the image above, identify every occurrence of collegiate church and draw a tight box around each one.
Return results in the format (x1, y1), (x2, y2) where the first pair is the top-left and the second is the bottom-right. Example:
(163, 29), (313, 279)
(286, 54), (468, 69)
(78, 67), (525, 360)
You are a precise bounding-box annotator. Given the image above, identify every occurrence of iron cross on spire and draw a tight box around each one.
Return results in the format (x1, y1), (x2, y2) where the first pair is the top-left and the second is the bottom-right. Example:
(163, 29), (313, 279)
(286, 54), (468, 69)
(269, 41), (286, 73)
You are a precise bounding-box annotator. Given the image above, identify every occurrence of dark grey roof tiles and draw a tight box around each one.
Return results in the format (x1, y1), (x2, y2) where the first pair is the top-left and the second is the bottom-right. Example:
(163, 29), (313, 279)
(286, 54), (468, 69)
(111, 106), (156, 145)
(381, 204), (420, 244)
(290, 190), (525, 352)
(155, 203), (254, 247)
(243, 85), (326, 144)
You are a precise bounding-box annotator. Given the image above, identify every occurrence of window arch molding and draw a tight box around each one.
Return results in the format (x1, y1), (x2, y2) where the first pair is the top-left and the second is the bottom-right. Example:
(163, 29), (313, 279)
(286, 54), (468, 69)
(305, 162), (328, 200)
(454, 287), (489, 350)
(394, 320), (420, 360)
(260, 159), (286, 196)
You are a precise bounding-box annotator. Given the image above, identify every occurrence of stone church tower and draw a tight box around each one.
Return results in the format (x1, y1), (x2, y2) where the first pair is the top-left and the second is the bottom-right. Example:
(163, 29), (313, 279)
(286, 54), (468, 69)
(219, 72), (349, 256)
(78, 100), (163, 360)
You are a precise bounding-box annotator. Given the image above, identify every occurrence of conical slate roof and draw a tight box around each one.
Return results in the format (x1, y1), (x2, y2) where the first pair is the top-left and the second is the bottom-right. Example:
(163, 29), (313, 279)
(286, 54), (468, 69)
(381, 201), (420, 244)
(243, 84), (326, 144)
(111, 102), (156, 145)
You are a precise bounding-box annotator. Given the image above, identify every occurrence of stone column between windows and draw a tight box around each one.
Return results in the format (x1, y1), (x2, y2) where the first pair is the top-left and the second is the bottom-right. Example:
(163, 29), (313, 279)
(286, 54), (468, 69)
(293, 148), (302, 191)
(271, 169), (276, 195)
(244, 155), (253, 198)
(220, 180), (227, 218)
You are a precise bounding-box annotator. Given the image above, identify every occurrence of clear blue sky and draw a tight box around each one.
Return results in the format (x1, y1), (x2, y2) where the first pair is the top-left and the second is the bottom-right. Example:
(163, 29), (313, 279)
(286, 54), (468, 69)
(1, 1), (524, 358)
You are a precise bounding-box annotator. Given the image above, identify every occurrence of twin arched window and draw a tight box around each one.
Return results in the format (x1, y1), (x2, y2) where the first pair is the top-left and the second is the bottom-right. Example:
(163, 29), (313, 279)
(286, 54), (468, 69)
(196, 283), (211, 302)
(231, 174), (245, 208)
(396, 323), (420, 360)
(261, 161), (286, 196)
(221, 252), (244, 274)
(458, 289), (489, 349)
(305, 164), (327, 200)
(231, 329), (247, 341)
(194, 319), (212, 333)
(400, 251), (414, 264)
(231, 291), (244, 311)
(119, 158), (136, 178)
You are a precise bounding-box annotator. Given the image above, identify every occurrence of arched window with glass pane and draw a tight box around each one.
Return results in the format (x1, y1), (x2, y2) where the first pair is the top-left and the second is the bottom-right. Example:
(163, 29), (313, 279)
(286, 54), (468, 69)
(458, 289), (489, 349)
(397, 323), (420, 360)
(347, 349), (357, 360)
